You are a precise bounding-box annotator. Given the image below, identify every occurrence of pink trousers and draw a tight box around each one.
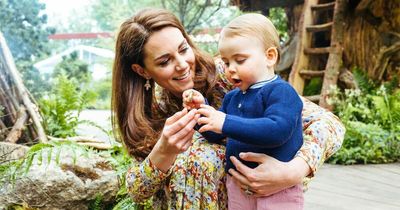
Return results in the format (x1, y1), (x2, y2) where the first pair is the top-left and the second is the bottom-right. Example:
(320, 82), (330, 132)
(226, 176), (304, 210)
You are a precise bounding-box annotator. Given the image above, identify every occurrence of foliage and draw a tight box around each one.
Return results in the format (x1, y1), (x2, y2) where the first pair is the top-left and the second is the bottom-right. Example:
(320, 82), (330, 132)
(0, 0), (55, 99)
(196, 42), (219, 57)
(328, 69), (400, 164)
(0, 0), (55, 61)
(39, 73), (96, 138)
(90, 0), (159, 32)
(162, 0), (228, 33)
(88, 193), (104, 210)
(53, 52), (91, 85)
(268, 7), (289, 43)
(91, 77), (112, 109)
(17, 61), (51, 99)
(303, 77), (322, 96)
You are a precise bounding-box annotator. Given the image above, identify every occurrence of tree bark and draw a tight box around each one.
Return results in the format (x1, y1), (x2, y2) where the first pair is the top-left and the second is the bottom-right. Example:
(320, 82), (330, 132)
(342, 0), (400, 80)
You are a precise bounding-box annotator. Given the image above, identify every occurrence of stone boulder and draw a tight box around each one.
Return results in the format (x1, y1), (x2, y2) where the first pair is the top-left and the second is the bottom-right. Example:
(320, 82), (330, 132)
(0, 144), (120, 209)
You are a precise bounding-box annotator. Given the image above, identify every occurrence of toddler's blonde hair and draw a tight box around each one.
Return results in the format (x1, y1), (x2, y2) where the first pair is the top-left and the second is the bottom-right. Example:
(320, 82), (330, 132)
(221, 13), (280, 62)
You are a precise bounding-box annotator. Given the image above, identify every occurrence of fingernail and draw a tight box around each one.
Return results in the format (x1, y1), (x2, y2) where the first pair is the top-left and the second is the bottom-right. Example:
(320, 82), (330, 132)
(239, 153), (244, 158)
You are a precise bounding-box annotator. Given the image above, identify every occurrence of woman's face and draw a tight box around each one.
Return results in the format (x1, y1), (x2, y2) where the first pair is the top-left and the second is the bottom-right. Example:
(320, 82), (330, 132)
(142, 27), (196, 97)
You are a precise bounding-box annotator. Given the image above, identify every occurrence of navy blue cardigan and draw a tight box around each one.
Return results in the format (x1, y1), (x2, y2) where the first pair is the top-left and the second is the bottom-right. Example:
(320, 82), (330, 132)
(201, 76), (303, 172)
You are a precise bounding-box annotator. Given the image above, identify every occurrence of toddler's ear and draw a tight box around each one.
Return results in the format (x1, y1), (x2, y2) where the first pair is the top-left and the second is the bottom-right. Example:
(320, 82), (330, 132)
(265, 47), (278, 67)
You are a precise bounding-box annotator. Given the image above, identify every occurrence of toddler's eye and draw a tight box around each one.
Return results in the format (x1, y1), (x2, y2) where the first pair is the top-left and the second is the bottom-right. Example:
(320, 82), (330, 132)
(236, 58), (246, 64)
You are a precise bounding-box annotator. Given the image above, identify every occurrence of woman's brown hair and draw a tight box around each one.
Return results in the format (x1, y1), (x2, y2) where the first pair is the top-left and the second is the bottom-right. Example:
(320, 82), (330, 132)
(112, 8), (221, 159)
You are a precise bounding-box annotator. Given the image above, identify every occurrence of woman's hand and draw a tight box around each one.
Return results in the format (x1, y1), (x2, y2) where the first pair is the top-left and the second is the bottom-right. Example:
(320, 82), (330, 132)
(228, 152), (310, 197)
(149, 108), (199, 172)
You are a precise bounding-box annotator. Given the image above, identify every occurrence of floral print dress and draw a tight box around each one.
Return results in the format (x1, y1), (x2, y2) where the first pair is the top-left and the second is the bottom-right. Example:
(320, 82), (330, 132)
(125, 61), (345, 209)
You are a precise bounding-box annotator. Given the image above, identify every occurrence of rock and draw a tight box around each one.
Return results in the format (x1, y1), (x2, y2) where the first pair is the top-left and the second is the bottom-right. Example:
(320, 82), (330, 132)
(0, 142), (29, 161)
(0, 146), (119, 209)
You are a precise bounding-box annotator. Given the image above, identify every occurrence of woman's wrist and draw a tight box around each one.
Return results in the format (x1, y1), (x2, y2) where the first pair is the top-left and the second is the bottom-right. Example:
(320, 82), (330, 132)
(148, 141), (177, 173)
(286, 156), (312, 185)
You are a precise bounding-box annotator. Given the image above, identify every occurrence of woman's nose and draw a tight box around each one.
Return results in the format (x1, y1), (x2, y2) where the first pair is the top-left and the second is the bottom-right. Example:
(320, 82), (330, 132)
(175, 55), (189, 71)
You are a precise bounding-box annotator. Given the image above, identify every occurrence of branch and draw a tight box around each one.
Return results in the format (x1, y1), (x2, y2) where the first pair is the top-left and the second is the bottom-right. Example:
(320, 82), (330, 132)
(186, 0), (223, 33)
(48, 135), (104, 143)
(5, 105), (28, 143)
(48, 135), (114, 150)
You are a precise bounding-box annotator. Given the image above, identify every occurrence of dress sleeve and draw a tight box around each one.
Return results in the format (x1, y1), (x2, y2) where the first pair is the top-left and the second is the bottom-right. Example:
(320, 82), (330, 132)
(125, 157), (173, 203)
(296, 97), (345, 176)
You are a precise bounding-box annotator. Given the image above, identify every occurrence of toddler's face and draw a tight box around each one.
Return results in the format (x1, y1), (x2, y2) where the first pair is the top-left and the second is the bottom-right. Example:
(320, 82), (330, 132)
(218, 35), (276, 91)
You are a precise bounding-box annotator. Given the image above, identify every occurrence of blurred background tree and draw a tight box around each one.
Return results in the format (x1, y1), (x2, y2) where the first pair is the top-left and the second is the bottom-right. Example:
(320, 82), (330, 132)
(0, 0), (55, 98)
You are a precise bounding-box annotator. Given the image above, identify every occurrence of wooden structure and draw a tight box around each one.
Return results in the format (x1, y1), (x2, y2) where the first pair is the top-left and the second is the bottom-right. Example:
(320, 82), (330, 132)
(232, 0), (399, 110)
(289, 0), (345, 109)
(0, 32), (47, 143)
(233, 0), (345, 109)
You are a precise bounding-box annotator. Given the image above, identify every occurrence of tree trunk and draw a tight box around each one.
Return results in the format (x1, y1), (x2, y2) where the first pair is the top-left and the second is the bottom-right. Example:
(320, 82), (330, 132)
(342, 0), (400, 81)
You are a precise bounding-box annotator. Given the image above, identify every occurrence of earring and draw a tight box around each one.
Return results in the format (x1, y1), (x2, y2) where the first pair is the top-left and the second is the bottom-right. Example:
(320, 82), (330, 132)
(144, 79), (151, 91)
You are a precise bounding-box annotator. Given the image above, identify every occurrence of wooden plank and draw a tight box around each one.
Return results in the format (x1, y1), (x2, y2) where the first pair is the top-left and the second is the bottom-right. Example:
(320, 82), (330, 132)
(306, 22), (333, 32)
(311, 2), (335, 11)
(305, 164), (400, 210)
(304, 47), (332, 54)
(299, 69), (325, 78)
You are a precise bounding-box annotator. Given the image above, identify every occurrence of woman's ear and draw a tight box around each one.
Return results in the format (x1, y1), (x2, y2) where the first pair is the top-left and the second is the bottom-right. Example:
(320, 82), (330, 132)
(131, 64), (150, 79)
(265, 47), (278, 67)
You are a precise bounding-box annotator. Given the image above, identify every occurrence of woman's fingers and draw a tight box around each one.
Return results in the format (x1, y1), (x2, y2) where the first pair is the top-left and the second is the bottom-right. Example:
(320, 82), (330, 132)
(228, 168), (250, 186)
(230, 155), (254, 179)
(164, 108), (196, 136)
(179, 129), (195, 151)
(165, 108), (188, 125)
(239, 152), (269, 164)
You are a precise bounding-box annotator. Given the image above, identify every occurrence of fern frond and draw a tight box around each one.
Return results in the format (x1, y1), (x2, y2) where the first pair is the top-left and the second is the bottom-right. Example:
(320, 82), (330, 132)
(352, 67), (376, 93)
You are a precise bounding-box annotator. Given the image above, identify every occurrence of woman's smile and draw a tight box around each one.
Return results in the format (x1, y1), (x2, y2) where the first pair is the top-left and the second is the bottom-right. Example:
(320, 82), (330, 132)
(173, 71), (191, 81)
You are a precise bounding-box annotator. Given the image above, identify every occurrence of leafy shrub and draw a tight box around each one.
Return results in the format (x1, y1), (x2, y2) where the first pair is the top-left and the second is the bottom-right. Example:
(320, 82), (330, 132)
(39, 73), (96, 137)
(328, 69), (400, 164)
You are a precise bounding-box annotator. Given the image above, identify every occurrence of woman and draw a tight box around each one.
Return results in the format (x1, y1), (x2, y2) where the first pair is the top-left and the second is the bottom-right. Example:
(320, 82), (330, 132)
(111, 8), (345, 209)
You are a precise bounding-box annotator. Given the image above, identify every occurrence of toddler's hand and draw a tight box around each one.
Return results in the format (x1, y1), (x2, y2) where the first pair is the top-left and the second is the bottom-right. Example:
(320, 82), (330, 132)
(182, 89), (205, 110)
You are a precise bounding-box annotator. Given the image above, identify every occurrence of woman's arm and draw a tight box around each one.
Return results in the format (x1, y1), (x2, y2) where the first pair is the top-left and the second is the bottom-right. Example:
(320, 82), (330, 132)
(229, 153), (309, 196)
(229, 98), (345, 196)
(126, 108), (199, 202)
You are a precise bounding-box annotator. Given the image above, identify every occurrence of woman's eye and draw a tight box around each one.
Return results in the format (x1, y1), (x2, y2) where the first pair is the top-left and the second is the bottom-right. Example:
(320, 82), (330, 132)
(159, 59), (170, 66)
(180, 47), (188, 54)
